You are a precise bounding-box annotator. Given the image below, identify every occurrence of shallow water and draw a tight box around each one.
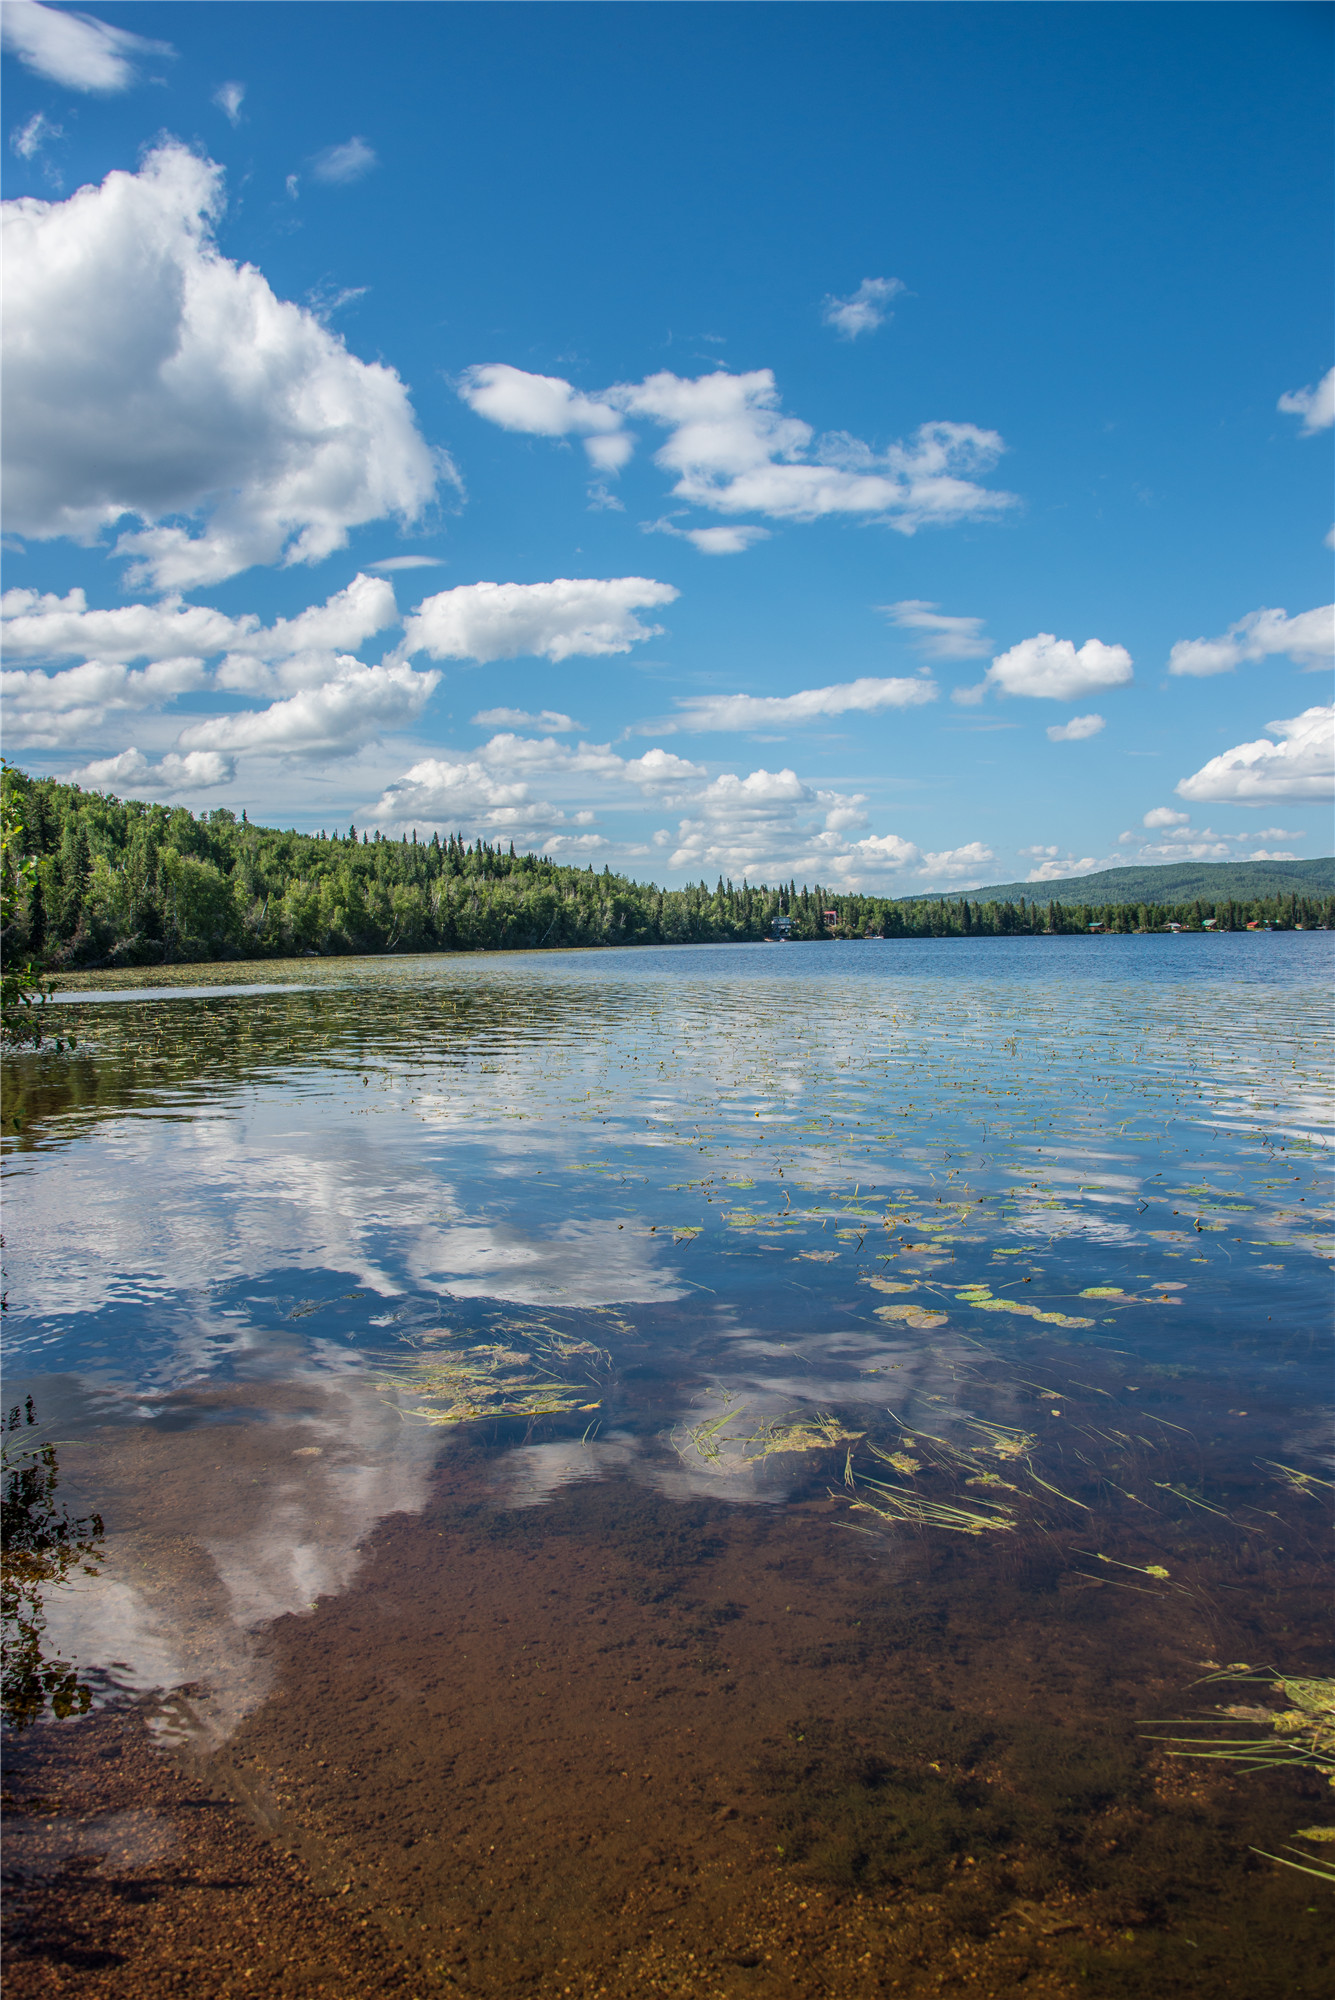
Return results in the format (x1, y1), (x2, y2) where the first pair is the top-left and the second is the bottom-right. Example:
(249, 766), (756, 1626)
(3, 936), (1333, 1997)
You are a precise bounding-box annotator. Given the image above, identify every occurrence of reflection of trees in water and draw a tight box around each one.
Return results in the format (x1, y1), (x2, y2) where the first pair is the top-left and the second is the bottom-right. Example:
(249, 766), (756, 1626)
(0, 976), (640, 1151)
(2, 1399), (105, 1729)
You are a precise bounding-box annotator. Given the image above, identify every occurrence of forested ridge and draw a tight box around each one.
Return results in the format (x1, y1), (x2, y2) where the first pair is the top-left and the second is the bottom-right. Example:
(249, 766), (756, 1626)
(3, 768), (1332, 972)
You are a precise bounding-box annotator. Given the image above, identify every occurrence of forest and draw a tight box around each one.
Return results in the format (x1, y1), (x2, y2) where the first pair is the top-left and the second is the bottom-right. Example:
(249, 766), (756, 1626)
(3, 766), (1332, 974)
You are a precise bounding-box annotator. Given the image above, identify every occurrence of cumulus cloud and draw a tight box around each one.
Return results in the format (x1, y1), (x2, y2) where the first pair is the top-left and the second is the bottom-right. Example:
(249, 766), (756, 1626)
(3, 584), (240, 663)
(914, 841), (997, 884)
(309, 137), (377, 186)
(213, 81), (245, 126)
(401, 576), (677, 663)
(958, 632), (1133, 704)
(3, 143), (438, 587)
(472, 707), (582, 733)
(1119, 827), (1283, 863)
(371, 729), (992, 891)
(1175, 705), (1334, 805)
(69, 746), (234, 792)
(1022, 849), (1104, 883)
(1, 0), (171, 92)
(457, 362), (629, 480)
(622, 370), (1013, 531)
(371, 753), (553, 836)
(1046, 713), (1105, 742)
(364, 731), (711, 841)
(659, 765), (991, 888)
(215, 574), (400, 691)
(669, 676), (937, 733)
(2, 654), (209, 746)
(821, 276), (905, 340)
(1, 574), (399, 692)
(1278, 367), (1335, 435)
(1113, 815), (1308, 863)
(880, 599), (990, 660)
(646, 519), (771, 555)
(10, 109), (60, 160)
(461, 362), (1015, 535)
(1167, 603), (1334, 677)
(176, 659), (438, 760)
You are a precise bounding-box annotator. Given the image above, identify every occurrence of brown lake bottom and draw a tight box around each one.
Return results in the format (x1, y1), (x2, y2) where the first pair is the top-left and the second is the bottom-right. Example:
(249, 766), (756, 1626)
(5, 1443), (1331, 2000)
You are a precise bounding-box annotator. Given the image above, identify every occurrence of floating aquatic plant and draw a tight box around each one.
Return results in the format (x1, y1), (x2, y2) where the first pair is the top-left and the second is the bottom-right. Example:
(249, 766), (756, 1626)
(1146, 1665), (1335, 1885)
(381, 1335), (604, 1426)
(671, 1401), (865, 1475)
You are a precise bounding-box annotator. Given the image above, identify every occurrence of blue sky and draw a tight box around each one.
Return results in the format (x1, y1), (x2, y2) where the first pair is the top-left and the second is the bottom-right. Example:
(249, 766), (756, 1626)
(3, 0), (1331, 890)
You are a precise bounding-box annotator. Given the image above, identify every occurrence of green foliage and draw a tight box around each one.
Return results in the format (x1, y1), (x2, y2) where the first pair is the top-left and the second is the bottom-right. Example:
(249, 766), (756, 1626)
(0, 762), (52, 1041)
(2, 765), (1332, 970)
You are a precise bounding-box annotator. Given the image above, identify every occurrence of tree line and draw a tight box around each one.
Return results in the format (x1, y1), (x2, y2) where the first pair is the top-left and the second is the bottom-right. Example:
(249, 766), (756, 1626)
(2, 767), (1331, 975)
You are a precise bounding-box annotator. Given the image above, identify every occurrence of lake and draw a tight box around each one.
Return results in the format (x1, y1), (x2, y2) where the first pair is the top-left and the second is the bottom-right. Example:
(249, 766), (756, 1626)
(3, 935), (1332, 1998)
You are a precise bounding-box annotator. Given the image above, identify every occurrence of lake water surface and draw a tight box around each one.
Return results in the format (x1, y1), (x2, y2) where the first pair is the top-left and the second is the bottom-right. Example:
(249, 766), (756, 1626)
(3, 936), (1332, 1998)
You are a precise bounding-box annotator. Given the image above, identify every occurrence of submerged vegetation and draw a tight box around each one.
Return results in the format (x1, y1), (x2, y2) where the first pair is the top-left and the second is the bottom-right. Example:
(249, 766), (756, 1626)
(3, 765), (1332, 972)
(1149, 1665), (1335, 1885)
(382, 1325), (609, 1427)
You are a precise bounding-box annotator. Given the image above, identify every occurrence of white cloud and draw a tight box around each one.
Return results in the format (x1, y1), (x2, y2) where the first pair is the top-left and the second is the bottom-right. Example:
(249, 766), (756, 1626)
(880, 599), (990, 660)
(472, 707), (582, 733)
(623, 370), (1013, 532)
(10, 109), (59, 160)
(367, 732), (711, 840)
(457, 362), (629, 480)
(310, 137), (377, 186)
(669, 675), (937, 733)
(916, 841), (996, 884)
(1047, 713), (1105, 742)
(178, 660), (439, 759)
(960, 632), (1133, 703)
(623, 746), (706, 787)
(401, 576), (677, 663)
(69, 746), (234, 792)
(462, 363), (1015, 534)
(371, 731), (991, 893)
(216, 574), (400, 691)
(367, 555), (442, 571)
(213, 81), (245, 126)
(1023, 850), (1104, 882)
(1167, 603), (1334, 677)
(1, 574), (399, 687)
(1175, 705), (1335, 804)
(1, 0), (170, 92)
(847, 832), (921, 869)
(1115, 816), (1310, 863)
(658, 763), (991, 889)
(2, 584), (242, 663)
(371, 753), (542, 829)
(821, 276), (905, 340)
(3, 143), (438, 588)
(646, 519), (771, 555)
(584, 431), (635, 474)
(1278, 367), (1335, 435)
(2, 654), (209, 746)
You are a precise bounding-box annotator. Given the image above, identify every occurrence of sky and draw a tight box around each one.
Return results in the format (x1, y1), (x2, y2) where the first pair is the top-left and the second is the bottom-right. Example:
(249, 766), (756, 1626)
(2, 0), (1332, 892)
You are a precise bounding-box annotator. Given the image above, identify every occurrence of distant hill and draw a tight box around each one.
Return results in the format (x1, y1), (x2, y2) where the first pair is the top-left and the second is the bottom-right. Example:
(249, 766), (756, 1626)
(913, 857), (1335, 908)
